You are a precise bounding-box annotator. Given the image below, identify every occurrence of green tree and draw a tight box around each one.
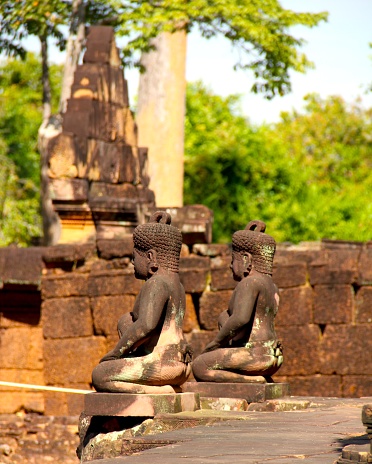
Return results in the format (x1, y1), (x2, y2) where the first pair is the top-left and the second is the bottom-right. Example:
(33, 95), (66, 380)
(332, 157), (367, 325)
(184, 84), (372, 243)
(0, 54), (62, 246)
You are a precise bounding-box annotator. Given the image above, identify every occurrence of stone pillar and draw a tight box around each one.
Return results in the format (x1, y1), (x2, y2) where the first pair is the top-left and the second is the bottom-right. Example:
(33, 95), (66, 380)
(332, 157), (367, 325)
(136, 30), (187, 208)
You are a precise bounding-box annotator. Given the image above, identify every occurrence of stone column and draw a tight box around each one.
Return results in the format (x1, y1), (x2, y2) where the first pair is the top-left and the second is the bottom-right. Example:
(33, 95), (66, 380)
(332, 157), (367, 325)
(136, 30), (187, 207)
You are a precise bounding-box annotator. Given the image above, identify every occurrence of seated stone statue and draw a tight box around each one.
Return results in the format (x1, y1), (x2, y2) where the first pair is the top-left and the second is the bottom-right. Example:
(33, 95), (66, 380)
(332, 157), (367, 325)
(92, 211), (192, 394)
(192, 220), (283, 383)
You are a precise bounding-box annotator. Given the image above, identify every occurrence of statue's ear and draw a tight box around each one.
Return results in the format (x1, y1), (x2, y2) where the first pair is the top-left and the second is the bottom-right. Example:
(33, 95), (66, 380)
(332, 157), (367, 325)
(147, 249), (158, 274)
(242, 252), (253, 275)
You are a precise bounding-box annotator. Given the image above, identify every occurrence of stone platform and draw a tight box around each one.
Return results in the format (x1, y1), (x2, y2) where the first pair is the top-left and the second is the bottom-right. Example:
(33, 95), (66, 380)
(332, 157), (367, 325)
(84, 392), (200, 417)
(182, 382), (290, 403)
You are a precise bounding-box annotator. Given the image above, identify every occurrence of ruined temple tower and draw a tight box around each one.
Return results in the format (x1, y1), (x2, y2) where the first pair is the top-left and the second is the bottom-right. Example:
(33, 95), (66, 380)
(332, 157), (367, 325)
(47, 26), (154, 243)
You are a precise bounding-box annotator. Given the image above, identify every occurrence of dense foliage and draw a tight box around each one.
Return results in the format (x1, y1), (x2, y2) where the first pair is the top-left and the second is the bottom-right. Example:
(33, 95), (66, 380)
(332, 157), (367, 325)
(0, 0), (327, 100)
(184, 83), (372, 243)
(0, 54), (62, 246)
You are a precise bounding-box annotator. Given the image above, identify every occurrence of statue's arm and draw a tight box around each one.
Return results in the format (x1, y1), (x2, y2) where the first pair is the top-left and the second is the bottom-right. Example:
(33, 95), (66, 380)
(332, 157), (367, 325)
(100, 278), (168, 362)
(203, 281), (258, 353)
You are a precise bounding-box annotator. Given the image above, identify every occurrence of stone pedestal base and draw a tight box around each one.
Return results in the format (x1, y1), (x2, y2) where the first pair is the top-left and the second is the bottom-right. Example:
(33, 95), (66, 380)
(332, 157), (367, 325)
(84, 392), (200, 417)
(182, 382), (290, 403)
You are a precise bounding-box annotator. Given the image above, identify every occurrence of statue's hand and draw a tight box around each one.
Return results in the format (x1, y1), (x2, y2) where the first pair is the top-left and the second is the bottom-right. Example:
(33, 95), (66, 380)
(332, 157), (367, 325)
(99, 349), (121, 363)
(202, 340), (220, 353)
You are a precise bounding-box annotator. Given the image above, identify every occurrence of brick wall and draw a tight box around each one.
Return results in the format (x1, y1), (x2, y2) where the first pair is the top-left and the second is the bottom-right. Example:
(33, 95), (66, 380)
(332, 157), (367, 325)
(1, 239), (371, 414)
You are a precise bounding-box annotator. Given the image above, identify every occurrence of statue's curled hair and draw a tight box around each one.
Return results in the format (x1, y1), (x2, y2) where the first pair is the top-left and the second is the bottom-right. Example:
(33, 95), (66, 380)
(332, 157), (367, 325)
(232, 220), (276, 275)
(133, 211), (182, 272)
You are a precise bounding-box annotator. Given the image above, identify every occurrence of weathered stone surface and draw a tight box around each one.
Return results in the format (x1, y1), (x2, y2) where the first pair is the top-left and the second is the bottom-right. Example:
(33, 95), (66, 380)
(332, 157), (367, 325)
(41, 274), (88, 299)
(272, 262), (307, 288)
(97, 237), (133, 259)
(313, 285), (353, 324)
(319, 325), (372, 375)
(43, 243), (96, 264)
(182, 382), (290, 403)
(192, 244), (231, 258)
(0, 392), (44, 414)
(274, 374), (342, 397)
(209, 255), (236, 291)
(0, 310), (40, 328)
(0, 328), (43, 370)
(0, 369), (44, 385)
(201, 397), (248, 411)
(199, 290), (232, 330)
(47, 132), (79, 179)
(0, 247), (45, 286)
(183, 294), (199, 333)
(43, 337), (106, 385)
(309, 247), (360, 285)
(88, 271), (142, 296)
(87, 142), (137, 184)
(179, 256), (210, 293)
(358, 247), (372, 285)
(355, 287), (372, 323)
(91, 295), (135, 335)
(42, 297), (93, 339)
(49, 178), (89, 201)
(342, 376), (372, 398)
(184, 331), (218, 359)
(84, 392), (200, 416)
(44, 391), (86, 416)
(275, 286), (313, 326)
(276, 325), (321, 375)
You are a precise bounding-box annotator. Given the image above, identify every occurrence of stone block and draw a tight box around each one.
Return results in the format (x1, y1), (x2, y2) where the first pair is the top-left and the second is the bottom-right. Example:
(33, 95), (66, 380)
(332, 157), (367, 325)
(272, 262), (307, 288)
(313, 285), (353, 324)
(88, 271), (142, 296)
(184, 331), (218, 359)
(276, 325), (321, 376)
(183, 294), (199, 333)
(97, 237), (133, 259)
(41, 274), (88, 299)
(275, 286), (313, 326)
(87, 142), (137, 184)
(49, 178), (89, 201)
(44, 391), (86, 416)
(147, 205), (213, 245)
(182, 382), (290, 403)
(192, 244), (231, 258)
(0, 328), (43, 370)
(0, 247), (45, 286)
(309, 247), (360, 285)
(91, 295), (135, 336)
(43, 243), (96, 264)
(201, 397), (248, 411)
(358, 247), (372, 285)
(199, 290), (232, 330)
(273, 374), (342, 397)
(179, 257), (210, 293)
(0, 369), (44, 385)
(43, 337), (107, 385)
(42, 297), (93, 339)
(342, 376), (372, 398)
(47, 132), (79, 179)
(210, 256), (236, 291)
(355, 287), (372, 323)
(319, 324), (372, 375)
(84, 392), (200, 416)
(0, 392), (44, 414)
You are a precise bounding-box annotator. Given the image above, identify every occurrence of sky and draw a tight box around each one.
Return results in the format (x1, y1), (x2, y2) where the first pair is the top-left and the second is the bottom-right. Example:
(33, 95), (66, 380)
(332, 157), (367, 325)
(22, 0), (372, 125)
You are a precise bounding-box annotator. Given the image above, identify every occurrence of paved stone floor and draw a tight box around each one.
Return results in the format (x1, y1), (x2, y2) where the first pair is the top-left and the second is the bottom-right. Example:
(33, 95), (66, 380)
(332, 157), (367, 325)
(91, 398), (370, 464)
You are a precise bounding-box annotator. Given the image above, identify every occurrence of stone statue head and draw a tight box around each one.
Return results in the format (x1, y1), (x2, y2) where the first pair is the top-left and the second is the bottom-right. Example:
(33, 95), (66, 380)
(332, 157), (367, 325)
(133, 211), (182, 277)
(232, 220), (276, 276)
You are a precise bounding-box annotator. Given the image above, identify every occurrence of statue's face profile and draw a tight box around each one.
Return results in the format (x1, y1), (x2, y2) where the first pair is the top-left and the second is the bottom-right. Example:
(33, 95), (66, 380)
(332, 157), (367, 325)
(132, 249), (148, 280)
(231, 251), (252, 282)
